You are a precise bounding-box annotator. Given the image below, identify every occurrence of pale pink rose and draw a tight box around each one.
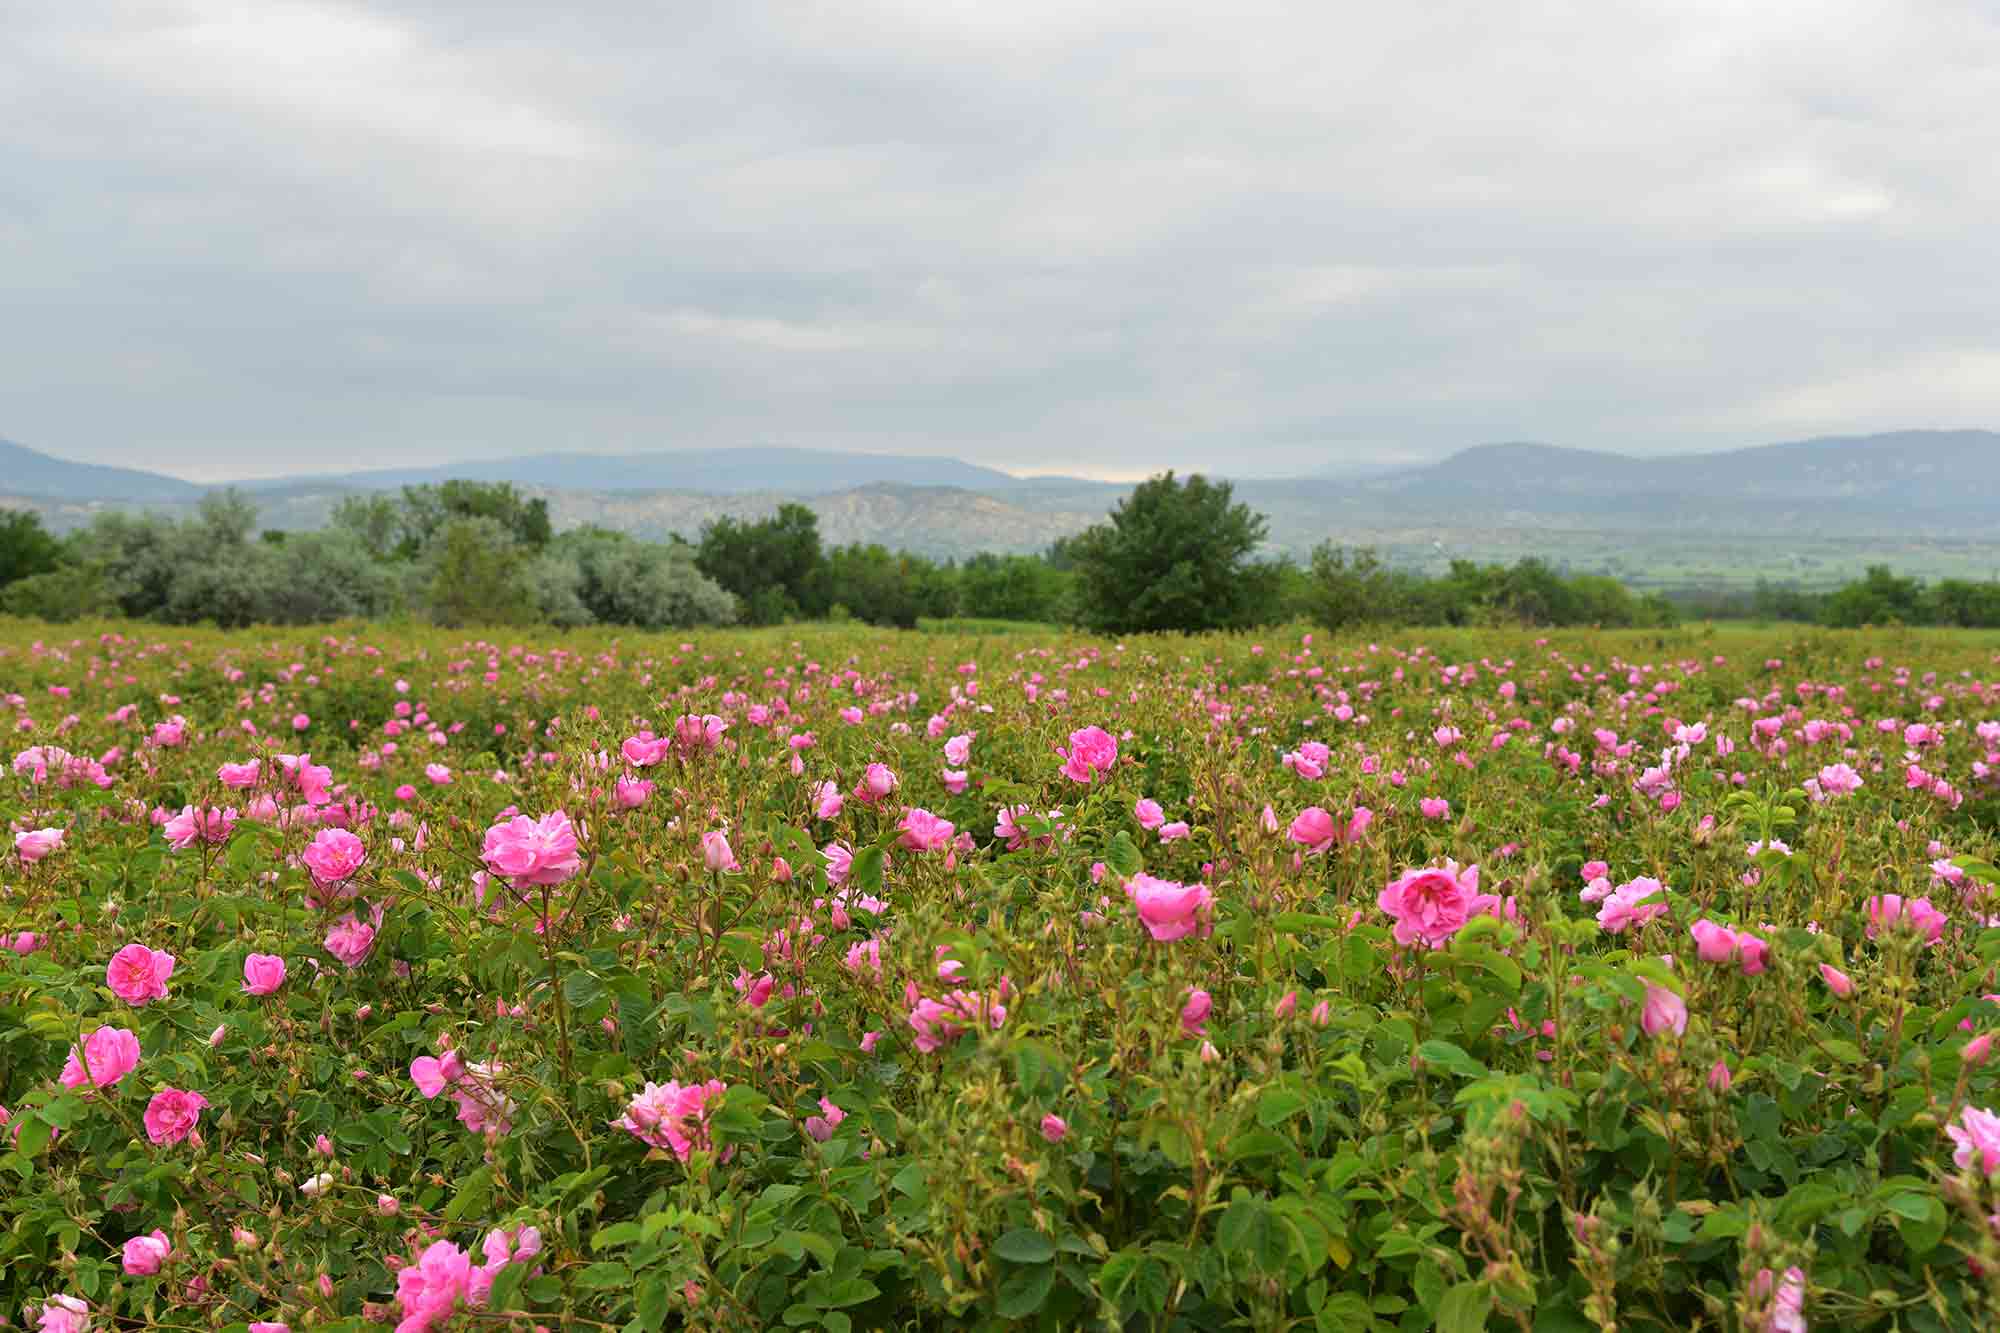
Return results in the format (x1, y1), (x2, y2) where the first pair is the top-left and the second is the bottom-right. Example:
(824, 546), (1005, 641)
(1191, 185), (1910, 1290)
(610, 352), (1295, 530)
(1126, 873), (1213, 942)
(395, 1240), (474, 1332)
(1948, 1105), (2000, 1175)
(105, 943), (176, 1005)
(701, 830), (739, 872)
(1180, 988), (1212, 1037)
(218, 760), (261, 788)
(480, 812), (582, 887)
(907, 990), (1006, 1052)
(59, 1026), (142, 1090)
(15, 827), (64, 863)
(1641, 984), (1687, 1037)
(241, 953), (287, 995)
(142, 1087), (210, 1145)
(1288, 806), (1336, 853)
(163, 805), (237, 849)
(897, 808), (956, 853)
(614, 1079), (728, 1161)
(122, 1229), (173, 1275)
(35, 1294), (90, 1333)
(943, 734), (973, 766)
(1058, 726), (1118, 784)
(300, 828), (366, 884)
(323, 914), (377, 968)
(1134, 798), (1167, 831)
(1378, 861), (1479, 948)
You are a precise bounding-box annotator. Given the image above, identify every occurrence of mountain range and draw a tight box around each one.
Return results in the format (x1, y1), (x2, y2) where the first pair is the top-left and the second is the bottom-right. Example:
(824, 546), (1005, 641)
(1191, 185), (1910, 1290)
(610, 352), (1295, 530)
(4, 431), (1998, 581)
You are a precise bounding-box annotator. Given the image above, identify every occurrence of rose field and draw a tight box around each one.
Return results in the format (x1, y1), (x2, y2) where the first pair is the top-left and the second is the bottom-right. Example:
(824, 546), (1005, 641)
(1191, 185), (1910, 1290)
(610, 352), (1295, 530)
(9, 621), (2000, 1332)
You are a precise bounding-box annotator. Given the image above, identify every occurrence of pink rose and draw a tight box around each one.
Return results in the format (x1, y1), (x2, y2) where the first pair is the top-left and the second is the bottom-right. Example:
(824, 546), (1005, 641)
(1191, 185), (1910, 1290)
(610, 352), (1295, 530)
(897, 808), (956, 853)
(300, 828), (366, 884)
(1378, 861), (1479, 948)
(480, 812), (582, 887)
(59, 1026), (142, 1090)
(614, 1079), (728, 1161)
(1057, 726), (1118, 784)
(701, 830), (739, 872)
(241, 953), (287, 996)
(1640, 984), (1687, 1037)
(105, 943), (176, 1005)
(15, 827), (64, 863)
(1040, 1113), (1068, 1142)
(143, 1087), (210, 1145)
(122, 1230), (172, 1276)
(324, 913), (377, 968)
(1126, 873), (1213, 942)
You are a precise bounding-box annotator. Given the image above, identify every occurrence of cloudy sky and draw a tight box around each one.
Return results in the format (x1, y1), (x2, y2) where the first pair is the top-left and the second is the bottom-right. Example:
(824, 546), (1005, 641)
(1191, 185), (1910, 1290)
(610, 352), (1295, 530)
(5, 1), (1998, 481)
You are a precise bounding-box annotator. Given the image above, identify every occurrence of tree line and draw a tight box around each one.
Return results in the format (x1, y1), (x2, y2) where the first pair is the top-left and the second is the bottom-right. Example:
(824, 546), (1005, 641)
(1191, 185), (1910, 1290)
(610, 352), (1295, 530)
(3, 473), (1998, 632)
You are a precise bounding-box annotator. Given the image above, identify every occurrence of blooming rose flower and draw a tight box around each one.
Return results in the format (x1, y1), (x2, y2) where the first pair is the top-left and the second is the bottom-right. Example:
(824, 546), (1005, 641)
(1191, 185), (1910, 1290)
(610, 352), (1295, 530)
(1596, 878), (1668, 934)
(943, 734), (973, 766)
(1126, 873), (1214, 942)
(614, 1078), (728, 1161)
(480, 812), (582, 888)
(1690, 919), (1738, 963)
(163, 805), (237, 849)
(1288, 807), (1336, 854)
(1134, 798), (1167, 830)
(105, 944), (176, 1005)
(1378, 861), (1479, 948)
(1058, 726), (1118, 784)
(35, 1294), (90, 1333)
(241, 953), (287, 995)
(1948, 1105), (2000, 1176)
(908, 990), (1007, 1052)
(323, 913), (377, 968)
(300, 828), (366, 884)
(142, 1087), (210, 1145)
(395, 1239), (473, 1332)
(59, 1026), (142, 1090)
(897, 808), (956, 853)
(15, 827), (64, 863)
(122, 1230), (172, 1276)
(1180, 988), (1212, 1037)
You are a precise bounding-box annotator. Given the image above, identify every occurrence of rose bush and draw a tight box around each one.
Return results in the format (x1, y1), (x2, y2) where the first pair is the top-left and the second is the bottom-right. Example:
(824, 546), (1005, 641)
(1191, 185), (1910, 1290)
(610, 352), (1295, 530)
(3, 621), (2000, 1329)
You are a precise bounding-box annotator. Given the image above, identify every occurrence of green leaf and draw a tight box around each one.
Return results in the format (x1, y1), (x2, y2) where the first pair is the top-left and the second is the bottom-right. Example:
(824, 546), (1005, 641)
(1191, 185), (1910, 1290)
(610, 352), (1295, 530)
(996, 1263), (1056, 1318)
(563, 969), (606, 1007)
(485, 1260), (528, 1313)
(993, 1229), (1055, 1264)
(1257, 1088), (1310, 1127)
(575, 1261), (633, 1290)
(1416, 1041), (1488, 1080)
(850, 846), (885, 894)
(1434, 1280), (1490, 1333)
(442, 1167), (493, 1222)
(1106, 831), (1144, 878)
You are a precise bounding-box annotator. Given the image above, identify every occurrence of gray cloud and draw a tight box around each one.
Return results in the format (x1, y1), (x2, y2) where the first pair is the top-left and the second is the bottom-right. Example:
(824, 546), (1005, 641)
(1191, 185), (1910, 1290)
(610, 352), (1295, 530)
(3, 0), (1998, 481)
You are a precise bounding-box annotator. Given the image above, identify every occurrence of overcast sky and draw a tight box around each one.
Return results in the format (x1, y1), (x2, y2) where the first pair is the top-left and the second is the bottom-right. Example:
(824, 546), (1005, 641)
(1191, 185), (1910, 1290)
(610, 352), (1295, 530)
(4, 1), (1998, 482)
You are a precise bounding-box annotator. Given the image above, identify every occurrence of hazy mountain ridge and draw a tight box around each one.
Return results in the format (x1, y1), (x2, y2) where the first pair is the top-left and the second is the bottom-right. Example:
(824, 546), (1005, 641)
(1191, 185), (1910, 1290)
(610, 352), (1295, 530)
(4, 430), (1997, 564)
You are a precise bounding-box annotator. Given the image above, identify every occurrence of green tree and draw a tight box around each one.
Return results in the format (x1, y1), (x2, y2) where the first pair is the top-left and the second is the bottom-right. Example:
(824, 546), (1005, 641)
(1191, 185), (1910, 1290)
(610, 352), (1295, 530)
(1820, 565), (1926, 627)
(695, 503), (823, 624)
(397, 481), (551, 556)
(1067, 472), (1281, 634)
(420, 517), (537, 627)
(1302, 543), (1396, 632)
(0, 509), (63, 589)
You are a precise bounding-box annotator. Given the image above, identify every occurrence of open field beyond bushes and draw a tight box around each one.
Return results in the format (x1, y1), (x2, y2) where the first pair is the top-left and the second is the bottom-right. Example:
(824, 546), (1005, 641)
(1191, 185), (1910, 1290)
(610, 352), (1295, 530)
(8, 618), (2000, 1332)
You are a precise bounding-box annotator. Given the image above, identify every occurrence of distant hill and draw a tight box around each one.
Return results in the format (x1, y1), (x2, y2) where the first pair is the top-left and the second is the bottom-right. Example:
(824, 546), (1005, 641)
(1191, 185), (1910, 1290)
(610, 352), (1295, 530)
(239, 446), (1029, 496)
(1364, 430), (2000, 513)
(4, 430), (1998, 573)
(0, 438), (203, 501)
